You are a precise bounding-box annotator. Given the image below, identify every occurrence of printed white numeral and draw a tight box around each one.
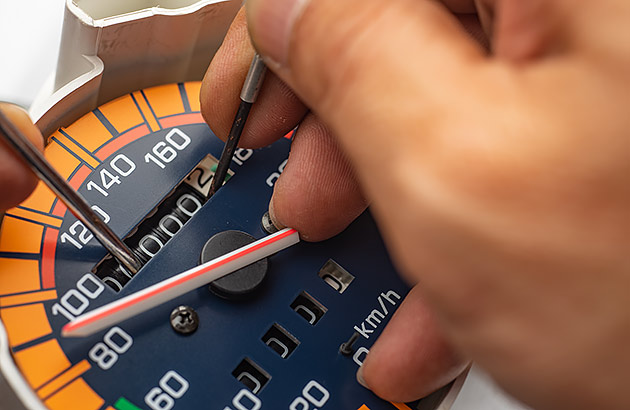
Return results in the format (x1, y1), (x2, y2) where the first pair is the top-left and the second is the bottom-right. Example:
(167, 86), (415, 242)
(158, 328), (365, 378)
(224, 389), (262, 410)
(88, 327), (133, 370)
(89, 342), (118, 370)
(87, 180), (109, 197)
(232, 148), (253, 166)
(145, 128), (192, 169)
(289, 380), (330, 410)
(91, 205), (111, 223)
(87, 154), (136, 197)
(60, 289), (89, 316)
(145, 371), (189, 410)
(77, 274), (105, 299)
(60, 206), (110, 250)
(51, 274), (105, 322)
(60, 221), (93, 249)
(110, 154), (136, 176)
(165, 129), (191, 150)
(266, 159), (288, 187)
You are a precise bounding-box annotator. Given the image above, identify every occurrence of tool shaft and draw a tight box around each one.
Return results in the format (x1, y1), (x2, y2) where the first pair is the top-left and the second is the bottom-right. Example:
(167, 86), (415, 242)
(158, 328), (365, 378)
(240, 54), (267, 103)
(208, 54), (267, 197)
(208, 101), (253, 197)
(0, 110), (142, 274)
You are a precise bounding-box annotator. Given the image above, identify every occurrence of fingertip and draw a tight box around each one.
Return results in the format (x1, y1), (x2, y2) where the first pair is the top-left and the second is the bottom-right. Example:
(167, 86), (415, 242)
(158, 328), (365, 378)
(356, 366), (369, 389)
(360, 286), (466, 402)
(269, 115), (367, 242)
(201, 7), (254, 140)
(246, 0), (310, 67)
(267, 198), (287, 231)
(200, 6), (307, 148)
(246, 0), (485, 136)
(0, 104), (44, 150)
(238, 74), (307, 149)
(1, 103), (29, 117)
(0, 103), (44, 211)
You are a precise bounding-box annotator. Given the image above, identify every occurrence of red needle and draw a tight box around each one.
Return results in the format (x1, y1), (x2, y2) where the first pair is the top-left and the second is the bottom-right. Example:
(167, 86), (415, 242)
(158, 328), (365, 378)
(63, 228), (299, 337)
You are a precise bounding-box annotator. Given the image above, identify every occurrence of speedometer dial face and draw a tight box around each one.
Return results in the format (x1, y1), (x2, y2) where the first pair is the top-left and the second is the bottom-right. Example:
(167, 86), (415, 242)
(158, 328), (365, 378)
(0, 82), (447, 410)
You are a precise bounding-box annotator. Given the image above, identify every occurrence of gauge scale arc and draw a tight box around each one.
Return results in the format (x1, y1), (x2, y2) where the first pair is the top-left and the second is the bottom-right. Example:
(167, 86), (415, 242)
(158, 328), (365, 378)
(0, 82), (452, 410)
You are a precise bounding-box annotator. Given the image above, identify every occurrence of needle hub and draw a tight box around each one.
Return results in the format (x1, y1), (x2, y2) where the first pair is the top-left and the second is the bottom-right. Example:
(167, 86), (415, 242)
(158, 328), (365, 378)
(201, 230), (269, 300)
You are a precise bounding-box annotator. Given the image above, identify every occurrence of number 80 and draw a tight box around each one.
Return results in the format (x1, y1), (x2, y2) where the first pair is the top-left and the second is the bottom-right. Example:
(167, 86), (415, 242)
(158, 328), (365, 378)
(289, 380), (330, 410)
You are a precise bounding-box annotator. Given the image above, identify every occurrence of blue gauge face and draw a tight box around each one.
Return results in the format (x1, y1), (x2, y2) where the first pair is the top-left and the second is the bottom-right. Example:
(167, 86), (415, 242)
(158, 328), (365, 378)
(0, 82), (445, 410)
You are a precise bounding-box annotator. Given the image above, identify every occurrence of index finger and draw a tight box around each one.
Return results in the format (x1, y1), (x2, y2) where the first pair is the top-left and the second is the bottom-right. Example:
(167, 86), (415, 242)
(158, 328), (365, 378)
(200, 7), (308, 148)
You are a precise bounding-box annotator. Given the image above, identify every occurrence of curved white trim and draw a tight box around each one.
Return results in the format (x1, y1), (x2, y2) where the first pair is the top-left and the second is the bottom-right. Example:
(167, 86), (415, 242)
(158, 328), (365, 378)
(31, 55), (104, 126)
(67, 0), (243, 27)
(0, 321), (47, 410)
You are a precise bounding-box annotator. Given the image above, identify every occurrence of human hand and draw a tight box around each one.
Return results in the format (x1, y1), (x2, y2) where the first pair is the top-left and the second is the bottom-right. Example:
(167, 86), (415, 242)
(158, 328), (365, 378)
(201, 7), (469, 401)
(0, 104), (44, 212)
(201, 1), (630, 409)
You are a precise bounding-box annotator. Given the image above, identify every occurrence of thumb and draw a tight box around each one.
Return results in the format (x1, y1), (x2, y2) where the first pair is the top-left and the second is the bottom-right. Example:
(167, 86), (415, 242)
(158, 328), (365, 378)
(245, 0), (481, 398)
(245, 0), (487, 208)
(359, 285), (468, 402)
(245, 0), (485, 158)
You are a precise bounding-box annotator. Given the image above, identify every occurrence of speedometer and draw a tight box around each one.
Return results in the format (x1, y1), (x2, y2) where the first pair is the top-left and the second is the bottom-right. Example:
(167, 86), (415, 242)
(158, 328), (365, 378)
(0, 2), (466, 409)
(0, 82), (461, 410)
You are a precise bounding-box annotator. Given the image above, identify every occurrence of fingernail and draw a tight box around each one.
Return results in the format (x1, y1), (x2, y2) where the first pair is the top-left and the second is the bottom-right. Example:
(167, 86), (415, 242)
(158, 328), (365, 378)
(356, 367), (369, 389)
(13, 104), (30, 116)
(246, 0), (310, 66)
(0, 102), (30, 117)
(268, 199), (287, 231)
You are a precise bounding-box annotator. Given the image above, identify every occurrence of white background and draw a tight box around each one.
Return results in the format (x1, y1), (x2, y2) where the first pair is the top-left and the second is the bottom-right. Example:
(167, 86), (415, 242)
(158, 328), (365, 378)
(0, 1), (532, 409)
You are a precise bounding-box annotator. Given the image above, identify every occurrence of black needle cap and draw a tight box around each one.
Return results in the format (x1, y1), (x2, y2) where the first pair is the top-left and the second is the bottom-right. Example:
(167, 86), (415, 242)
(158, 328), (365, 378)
(201, 230), (268, 300)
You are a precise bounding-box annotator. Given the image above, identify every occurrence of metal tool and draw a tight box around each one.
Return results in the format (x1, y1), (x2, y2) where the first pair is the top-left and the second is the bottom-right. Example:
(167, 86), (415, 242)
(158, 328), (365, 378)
(0, 109), (143, 274)
(208, 53), (267, 197)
